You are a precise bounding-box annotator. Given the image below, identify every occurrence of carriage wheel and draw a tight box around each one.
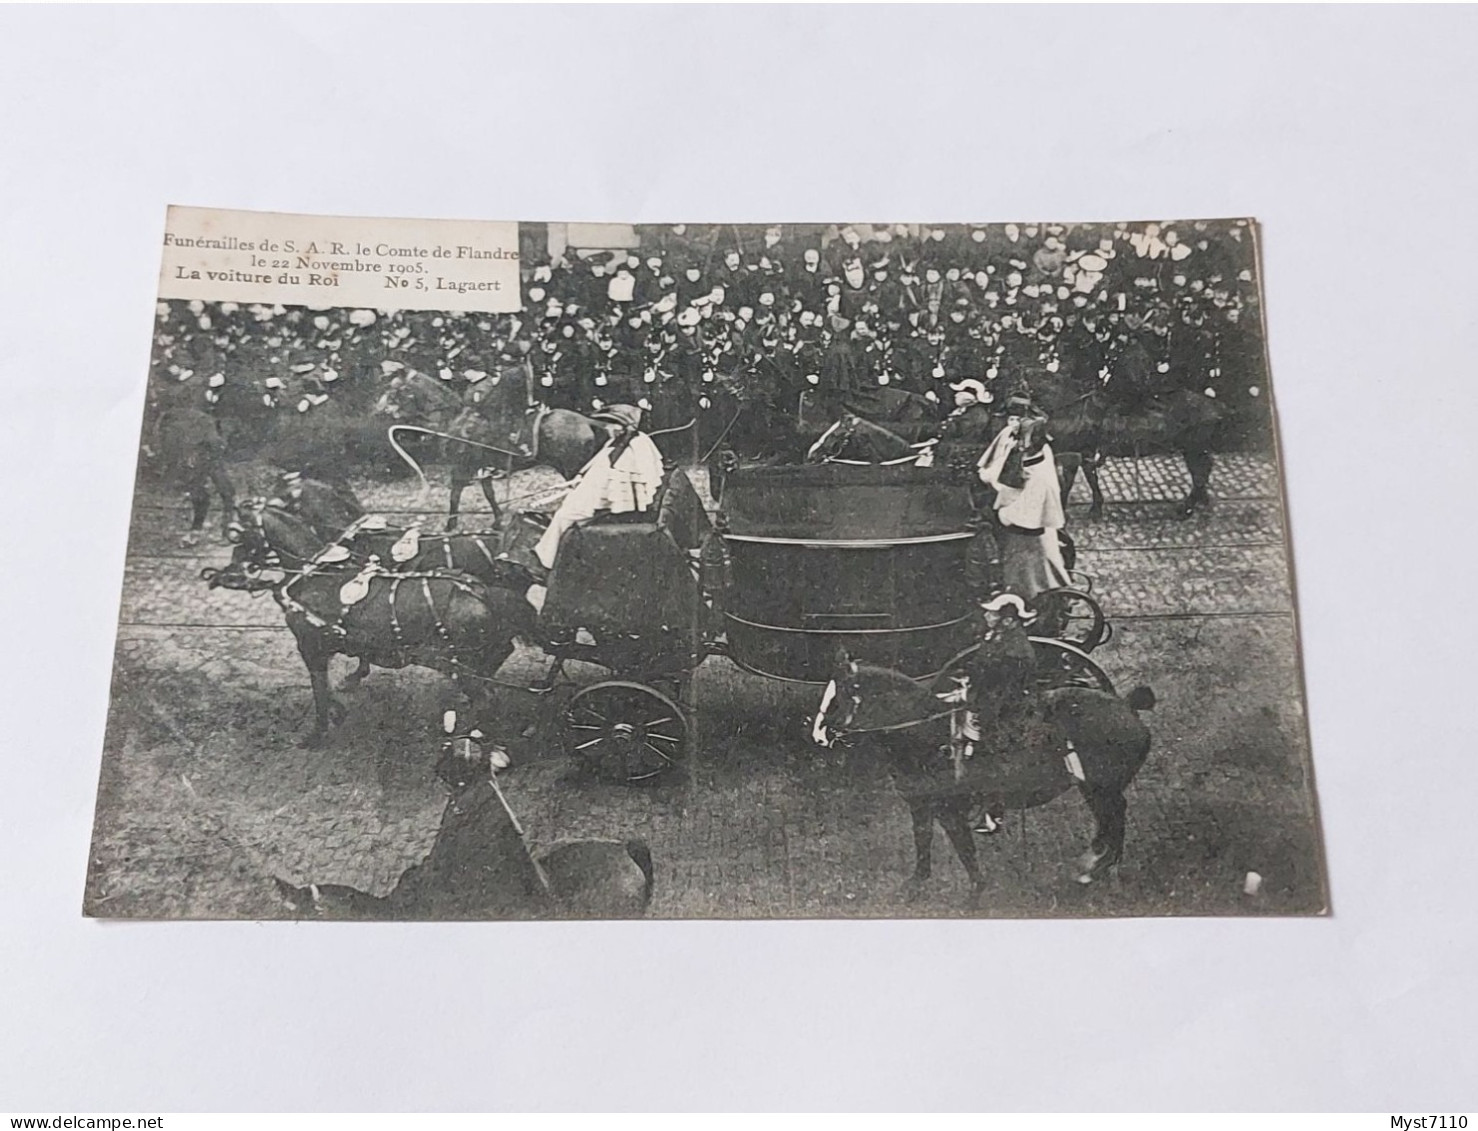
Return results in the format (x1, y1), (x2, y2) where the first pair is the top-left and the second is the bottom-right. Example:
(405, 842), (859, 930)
(563, 680), (688, 785)
(1033, 587), (1109, 653)
(1029, 637), (1117, 695)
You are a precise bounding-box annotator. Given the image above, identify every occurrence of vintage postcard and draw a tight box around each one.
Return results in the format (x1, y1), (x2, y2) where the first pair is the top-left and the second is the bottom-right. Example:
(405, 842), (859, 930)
(85, 207), (1326, 919)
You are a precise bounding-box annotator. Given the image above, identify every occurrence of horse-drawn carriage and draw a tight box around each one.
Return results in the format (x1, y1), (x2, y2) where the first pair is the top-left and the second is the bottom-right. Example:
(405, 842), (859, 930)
(533, 461), (1117, 785)
(205, 442), (1141, 896)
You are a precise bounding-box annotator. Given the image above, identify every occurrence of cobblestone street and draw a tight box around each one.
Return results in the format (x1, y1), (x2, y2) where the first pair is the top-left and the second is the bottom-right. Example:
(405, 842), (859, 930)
(86, 450), (1325, 920)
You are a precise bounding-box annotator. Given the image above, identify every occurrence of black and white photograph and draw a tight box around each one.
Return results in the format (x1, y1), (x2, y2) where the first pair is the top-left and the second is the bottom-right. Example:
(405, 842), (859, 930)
(86, 213), (1325, 921)
(12, 2), (1478, 1115)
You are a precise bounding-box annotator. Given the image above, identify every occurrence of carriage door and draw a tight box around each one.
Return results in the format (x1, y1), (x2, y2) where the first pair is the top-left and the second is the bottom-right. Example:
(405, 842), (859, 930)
(800, 544), (898, 672)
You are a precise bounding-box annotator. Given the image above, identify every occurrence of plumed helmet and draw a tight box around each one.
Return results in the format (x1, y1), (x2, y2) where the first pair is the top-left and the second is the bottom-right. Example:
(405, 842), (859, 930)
(981, 592), (1037, 624)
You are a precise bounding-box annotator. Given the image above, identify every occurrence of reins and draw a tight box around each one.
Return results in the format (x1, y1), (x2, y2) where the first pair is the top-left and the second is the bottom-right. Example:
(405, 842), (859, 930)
(833, 708), (955, 738)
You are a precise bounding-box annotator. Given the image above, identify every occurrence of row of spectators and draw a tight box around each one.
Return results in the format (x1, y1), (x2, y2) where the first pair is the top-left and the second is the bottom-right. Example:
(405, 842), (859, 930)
(149, 220), (1271, 454)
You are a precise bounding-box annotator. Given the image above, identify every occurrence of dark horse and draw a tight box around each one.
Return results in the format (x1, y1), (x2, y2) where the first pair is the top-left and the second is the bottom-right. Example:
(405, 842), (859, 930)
(148, 406), (236, 545)
(811, 650), (1155, 904)
(275, 723), (653, 919)
(205, 502), (535, 746)
(267, 477), (544, 690)
(271, 473), (541, 594)
(804, 412), (925, 465)
(375, 366), (606, 530)
(1021, 371), (1227, 518)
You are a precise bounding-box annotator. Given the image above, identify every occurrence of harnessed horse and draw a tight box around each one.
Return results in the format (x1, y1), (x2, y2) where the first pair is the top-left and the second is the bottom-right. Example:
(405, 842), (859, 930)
(812, 648), (1156, 904)
(272, 474), (542, 595)
(204, 502), (535, 747)
(1018, 371), (1227, 518)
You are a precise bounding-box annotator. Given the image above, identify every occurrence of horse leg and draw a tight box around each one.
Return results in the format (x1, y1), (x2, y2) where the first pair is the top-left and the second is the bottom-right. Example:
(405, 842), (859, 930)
(183, 479), (210, 544)
(1056, 451), (1082, 510)
(477, 470), (503, 530)
(341, 657), (371, 690)
(455, 641), (517, 707)
(532, 653), (566, 693)
(1081, 453), (1106, 519)
(209, 464), (236, 530)
(447, 474), (467, 532)
(1179, 446), (1214, 517)
(901, 801), (935, 901)
(938, 799), (987, 906)
(1076, 783), (1128, 883)
(297, 639), (343, 748)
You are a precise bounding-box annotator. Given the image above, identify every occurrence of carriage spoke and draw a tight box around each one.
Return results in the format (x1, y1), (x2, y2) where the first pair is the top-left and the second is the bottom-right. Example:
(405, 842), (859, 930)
(564, 681), (688, 784)
(642, 742), (675, 765)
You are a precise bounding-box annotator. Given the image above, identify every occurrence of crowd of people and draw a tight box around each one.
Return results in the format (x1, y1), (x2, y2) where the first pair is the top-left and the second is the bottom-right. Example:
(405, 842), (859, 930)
(148, 220), (1270, 457)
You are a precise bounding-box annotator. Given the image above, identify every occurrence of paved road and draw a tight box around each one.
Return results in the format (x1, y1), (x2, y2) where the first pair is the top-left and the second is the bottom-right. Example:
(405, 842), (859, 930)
(86, 450), (1326, 920)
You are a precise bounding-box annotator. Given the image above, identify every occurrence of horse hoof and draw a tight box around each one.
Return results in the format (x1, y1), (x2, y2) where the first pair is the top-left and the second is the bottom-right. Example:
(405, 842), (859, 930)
(1076, 846), (1118, 883)
(302, 731), (327, 750)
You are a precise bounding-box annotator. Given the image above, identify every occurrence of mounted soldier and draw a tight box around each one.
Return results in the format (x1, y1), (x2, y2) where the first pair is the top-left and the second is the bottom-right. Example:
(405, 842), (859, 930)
(923, 378), (997, 480)
(947, 594), (1069, 834)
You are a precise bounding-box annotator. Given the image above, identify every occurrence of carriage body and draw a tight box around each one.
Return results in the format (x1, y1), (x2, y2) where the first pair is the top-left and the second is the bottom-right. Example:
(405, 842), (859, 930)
(550, 462), (1113, 783)
(715, 464), (984, 684)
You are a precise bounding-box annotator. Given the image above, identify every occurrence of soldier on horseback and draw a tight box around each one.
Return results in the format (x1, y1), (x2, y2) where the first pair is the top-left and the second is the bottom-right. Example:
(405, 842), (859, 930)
(945, 593), (1066, 834)
(926, 378), (997, 477)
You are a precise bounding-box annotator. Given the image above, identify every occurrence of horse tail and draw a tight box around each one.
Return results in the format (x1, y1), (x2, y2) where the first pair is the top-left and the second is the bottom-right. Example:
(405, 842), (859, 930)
(387, 425), (433, 507)
(1124, 686), (1157, 713)
(624, 839), (655, 907)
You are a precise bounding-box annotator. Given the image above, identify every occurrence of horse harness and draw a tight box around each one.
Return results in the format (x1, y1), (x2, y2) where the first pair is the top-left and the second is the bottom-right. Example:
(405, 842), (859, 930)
(242, 504), (499, 677)
(830, 673), (1085, 785)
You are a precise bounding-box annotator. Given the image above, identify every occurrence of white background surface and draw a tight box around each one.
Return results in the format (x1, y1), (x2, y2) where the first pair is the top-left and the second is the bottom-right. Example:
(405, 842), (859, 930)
(2, 5), (1474, 1113)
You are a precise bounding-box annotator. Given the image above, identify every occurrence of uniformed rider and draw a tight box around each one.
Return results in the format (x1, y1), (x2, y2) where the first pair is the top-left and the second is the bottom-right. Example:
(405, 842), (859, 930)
(960, 592), (1044, 833)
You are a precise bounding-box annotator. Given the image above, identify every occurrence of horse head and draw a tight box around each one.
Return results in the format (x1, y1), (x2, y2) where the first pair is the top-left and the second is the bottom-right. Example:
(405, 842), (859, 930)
(811, 647), (862, 748)
(463, 363), (524, 408)
(435, 708), (512, 792)
(807, 414), (917, 465)
(207, 500), (330, 588)
(805, 414), (860, 464)
(373, 369), (464, 423)
(461, 363), (533, 435)
(204, 499), (277, 589)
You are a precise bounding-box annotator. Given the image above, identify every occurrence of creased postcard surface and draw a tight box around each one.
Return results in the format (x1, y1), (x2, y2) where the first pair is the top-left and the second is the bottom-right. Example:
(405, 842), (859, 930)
(87, 209), (1325, 920)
